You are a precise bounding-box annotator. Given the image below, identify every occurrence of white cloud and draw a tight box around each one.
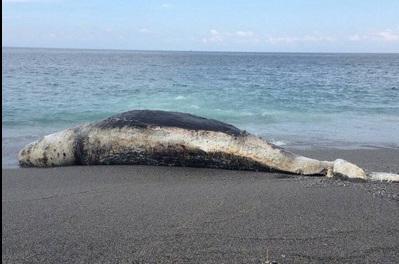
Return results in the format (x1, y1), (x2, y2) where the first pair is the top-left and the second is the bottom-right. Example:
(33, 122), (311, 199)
(349, 29), (399, 42)
(201, 28), (399, 47)
(265, 34), (335, 44)
(202, 29), (260, 44)
(375, 30), (399, 42)
(302, 35), (335, 42)
(138, 28), (150, 34)
(202, 29), (223, 43)
(161, 3), (172, 8)
(235, 31), (255, 38)
(348, 34), (363, 41)
(202, 28), (335, 46)
(265, 36), (296, 44)
(103, 27), (114, 33)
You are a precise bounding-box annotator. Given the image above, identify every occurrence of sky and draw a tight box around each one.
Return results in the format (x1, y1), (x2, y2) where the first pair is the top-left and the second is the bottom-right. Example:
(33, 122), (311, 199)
(2, 0), (399, 52)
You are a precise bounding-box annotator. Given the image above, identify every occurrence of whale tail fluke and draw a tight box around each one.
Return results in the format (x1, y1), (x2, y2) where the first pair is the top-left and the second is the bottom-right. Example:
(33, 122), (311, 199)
(326, 159), (399, 182)
(327, 159), (398, 182)
(367, 172), (399, 182)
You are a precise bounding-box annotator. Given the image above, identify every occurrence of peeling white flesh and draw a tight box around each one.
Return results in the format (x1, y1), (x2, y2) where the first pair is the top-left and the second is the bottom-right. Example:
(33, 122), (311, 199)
(18, 125), (333, 175)
(82, 126), (334, 175)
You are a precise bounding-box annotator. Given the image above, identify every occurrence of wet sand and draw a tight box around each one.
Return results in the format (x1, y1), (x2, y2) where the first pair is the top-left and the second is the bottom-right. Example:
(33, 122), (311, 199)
(2, 148), (399, 263)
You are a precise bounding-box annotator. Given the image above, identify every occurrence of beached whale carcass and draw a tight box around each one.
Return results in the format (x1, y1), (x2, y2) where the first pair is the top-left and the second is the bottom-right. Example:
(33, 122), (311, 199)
(18, 110), (398, 182)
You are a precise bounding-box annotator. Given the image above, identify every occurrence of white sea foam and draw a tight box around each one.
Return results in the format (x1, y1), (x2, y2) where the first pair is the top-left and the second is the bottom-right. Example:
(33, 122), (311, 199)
(271, 140), (287, 146)
(175, 95), (186, 100)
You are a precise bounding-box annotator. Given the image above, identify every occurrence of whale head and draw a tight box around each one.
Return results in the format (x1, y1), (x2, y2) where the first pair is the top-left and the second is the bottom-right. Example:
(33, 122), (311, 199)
(18, 129), (77, 167)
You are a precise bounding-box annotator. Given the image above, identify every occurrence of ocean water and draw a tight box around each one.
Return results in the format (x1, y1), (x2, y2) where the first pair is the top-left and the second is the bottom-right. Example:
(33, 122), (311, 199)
(2, 47), (399, 167)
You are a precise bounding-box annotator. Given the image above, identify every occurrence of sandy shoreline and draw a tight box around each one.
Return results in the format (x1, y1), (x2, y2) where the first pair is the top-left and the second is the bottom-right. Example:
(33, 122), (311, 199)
(2, 148), (399, 263)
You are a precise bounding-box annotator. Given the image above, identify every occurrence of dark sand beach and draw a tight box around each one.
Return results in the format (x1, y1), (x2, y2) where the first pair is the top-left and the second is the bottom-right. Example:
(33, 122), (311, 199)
(2, 148), (399, 263)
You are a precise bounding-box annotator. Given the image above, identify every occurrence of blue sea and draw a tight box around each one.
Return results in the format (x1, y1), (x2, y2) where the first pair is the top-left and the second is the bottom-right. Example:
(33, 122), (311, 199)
(2, 47), (399, 167)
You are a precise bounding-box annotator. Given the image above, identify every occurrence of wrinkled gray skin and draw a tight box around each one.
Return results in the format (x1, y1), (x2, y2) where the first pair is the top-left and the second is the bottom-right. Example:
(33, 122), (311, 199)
(18, 110), (398, 181)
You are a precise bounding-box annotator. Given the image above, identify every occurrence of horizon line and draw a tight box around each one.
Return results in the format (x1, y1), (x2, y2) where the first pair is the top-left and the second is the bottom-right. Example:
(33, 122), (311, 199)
(2, 45), (399, 55)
